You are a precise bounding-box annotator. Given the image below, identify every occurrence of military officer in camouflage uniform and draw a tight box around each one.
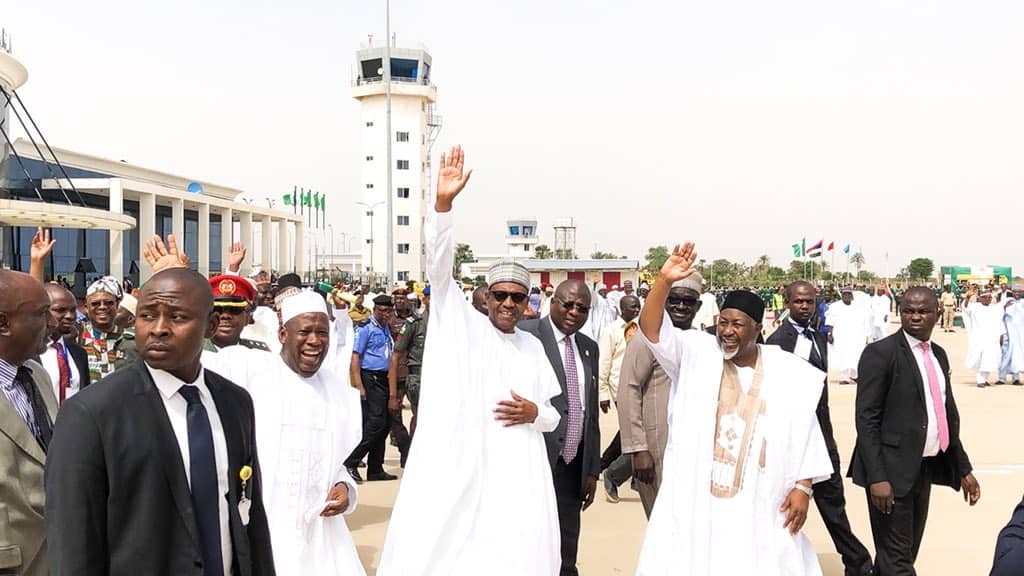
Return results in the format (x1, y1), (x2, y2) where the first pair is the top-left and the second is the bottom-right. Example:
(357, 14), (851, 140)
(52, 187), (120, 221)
(391, 285), (429, 437)
(204, 274), (271, 352)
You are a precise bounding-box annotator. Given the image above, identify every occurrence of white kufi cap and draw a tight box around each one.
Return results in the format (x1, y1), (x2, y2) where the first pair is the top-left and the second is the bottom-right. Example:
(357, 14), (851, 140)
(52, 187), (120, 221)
(280, 290), (328, 324)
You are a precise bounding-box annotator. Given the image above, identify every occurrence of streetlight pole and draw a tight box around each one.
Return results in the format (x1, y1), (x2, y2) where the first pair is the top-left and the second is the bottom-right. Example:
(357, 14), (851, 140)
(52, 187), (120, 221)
(384, 0), (394, 288)
(357, 201), (384, 281)
(327, 224), (335, 269)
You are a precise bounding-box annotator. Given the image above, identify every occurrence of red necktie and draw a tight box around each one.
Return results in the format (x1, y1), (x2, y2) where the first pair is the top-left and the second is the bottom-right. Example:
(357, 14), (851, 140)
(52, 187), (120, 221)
(919, 342), (949, 451)
(53, 341), (71, 404)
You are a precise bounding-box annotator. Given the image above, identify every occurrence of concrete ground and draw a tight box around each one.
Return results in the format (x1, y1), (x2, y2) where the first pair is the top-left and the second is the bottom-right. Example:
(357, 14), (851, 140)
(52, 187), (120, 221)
(346, 324), (1023, 574)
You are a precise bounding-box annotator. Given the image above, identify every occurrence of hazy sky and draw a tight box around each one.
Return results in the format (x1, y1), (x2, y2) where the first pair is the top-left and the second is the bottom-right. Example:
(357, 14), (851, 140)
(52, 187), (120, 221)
(6, 1), (1024, 278)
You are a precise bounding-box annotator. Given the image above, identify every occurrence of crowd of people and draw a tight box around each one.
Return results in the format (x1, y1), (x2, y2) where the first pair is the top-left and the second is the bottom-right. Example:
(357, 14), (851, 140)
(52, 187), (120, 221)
(0, 145), (1021, 575)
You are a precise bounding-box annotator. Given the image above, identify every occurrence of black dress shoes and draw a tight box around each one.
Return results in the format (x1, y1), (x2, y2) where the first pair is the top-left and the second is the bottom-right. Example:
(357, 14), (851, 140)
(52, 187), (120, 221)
(347, 466), (363, 484)
(366, 471), (398, 481)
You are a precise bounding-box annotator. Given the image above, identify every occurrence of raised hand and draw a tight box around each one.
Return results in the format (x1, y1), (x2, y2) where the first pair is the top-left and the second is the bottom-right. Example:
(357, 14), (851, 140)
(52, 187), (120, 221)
(228, 242), (247, 272)
(143, 234), (191, 274)
(659, 243), (698, 283)
(434, 145), (472, 213)
(30, 227), (55, 263)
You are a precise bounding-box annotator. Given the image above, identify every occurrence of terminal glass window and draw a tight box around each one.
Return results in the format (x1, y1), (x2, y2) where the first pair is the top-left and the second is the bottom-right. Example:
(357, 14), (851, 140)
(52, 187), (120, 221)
(396, 131), (410, 142)
(523, 226), (535, 236)
(397, 160), (409, 170)
(397, 243), (410, 254)
(508, 225), (520, 236)
(397, 187), (410, 198)
(397, 215), (410, 226)
(397, 271), (410, 281)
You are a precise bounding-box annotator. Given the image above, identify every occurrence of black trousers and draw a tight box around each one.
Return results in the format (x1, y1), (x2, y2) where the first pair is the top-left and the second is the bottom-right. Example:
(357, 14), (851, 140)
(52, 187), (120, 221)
(815, 418), (873, 575)
(345, 370), (391, 474)
(553, 453), (583, 576)
(600, 431), (621, 471)
(388, 379), (411, 465)
(866, 460), (933, 576)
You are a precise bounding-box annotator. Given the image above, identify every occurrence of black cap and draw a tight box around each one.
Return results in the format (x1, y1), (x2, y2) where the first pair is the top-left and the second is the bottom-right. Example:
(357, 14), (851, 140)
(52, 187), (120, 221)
(277, 273), (302, 289)
(721, 291), (765, 323)
(373, 294), (394, 307)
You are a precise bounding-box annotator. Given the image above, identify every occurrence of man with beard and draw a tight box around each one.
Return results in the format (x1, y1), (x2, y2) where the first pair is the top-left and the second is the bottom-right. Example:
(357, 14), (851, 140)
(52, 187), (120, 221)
(0, 271), (57, 576)
(39, 284), (91, 405)
(46, 268), (274, 576)
(767, 281), (874, 576)
(204, 275), (271, 352)
(636, 243), (832, 575)
(615, 273), (703, 517)
(379, 146), (562, 575)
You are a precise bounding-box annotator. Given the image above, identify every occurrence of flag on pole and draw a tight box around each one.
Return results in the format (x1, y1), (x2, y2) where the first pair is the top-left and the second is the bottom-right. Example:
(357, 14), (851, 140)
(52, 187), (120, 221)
(302, 189), (312, 206)
(320, 194), (326, 212)
(283, 193), (293, 206)
(806, 239), (824, 257)
(843, 244), (850, 254)
(827, 241), (834, 251)
(314, 191), (321, 210)
(792, 238), (805, 257)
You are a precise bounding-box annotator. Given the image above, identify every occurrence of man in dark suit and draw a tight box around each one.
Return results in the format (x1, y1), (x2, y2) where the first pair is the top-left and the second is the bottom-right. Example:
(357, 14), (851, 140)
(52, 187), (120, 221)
(46, 268), (275, 576)
(39, 284), (91, 404)
(767, 280), (874, 576)
(992, 495), (1024, 575)
(849, 286), (980, 576)
(520, 279), (600, 576)
(0, 271), (59, 576)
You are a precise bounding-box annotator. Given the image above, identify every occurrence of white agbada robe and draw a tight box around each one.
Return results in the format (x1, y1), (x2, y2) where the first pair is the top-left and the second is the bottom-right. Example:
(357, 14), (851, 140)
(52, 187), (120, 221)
(871, 294), (891, 340)
(202, 333), (365, 576)
(964, 302), (1006, 373)
(242, 305), (282, 353)
(378, 209), (562, 576)
(636, 315), (832, 576)
(1003, 300), (1024, 375)
(826, 301), (870, 378)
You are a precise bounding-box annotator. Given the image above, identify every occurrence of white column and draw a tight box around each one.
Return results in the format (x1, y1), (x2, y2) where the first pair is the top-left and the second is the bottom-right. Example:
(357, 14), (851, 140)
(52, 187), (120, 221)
(198, 203), (210, 275)
(295, 221), (305, 278)
(278, 219), (289, 273)
(171, 198), (185, 245)
(108, 178), (124, 280)
(220, 207), (233, 274)
(260, 214), (273, 274)
(139, 191), (156, 282)
(239, 211), (253, 277)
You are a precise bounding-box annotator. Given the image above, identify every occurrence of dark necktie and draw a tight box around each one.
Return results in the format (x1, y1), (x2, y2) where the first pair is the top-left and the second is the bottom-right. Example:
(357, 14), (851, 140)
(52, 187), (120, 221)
(15, 366), (52, 451)
(562, 336), (582, 463)
(178, 385), (224, 576)
(53, 341), (71, 404)
(802, 327), (823, 369)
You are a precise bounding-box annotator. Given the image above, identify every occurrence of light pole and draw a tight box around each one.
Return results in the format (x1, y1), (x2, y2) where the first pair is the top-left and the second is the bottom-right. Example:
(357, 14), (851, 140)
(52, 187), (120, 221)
(327, 224), (335, 268)
(384, 0), (394, 288)
(357, 201), (384, 280)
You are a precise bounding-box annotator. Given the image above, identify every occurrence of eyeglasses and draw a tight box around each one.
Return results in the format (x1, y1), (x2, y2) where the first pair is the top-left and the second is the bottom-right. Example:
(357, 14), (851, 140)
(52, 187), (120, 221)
(489, 290), (529, 305)
(555, 297), (590, 314)
(666, 296), (699, 307)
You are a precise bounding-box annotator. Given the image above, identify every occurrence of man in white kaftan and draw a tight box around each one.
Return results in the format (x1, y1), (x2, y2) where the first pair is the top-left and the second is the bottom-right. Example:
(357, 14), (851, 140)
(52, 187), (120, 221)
(636, 244), (832, 576)
(1001, 289), (1024, 384)
(378, 146), (562, 576)
(965, 291), (1008, 386)
(870, 288), (891, 342)
(826, 289), (871, 383)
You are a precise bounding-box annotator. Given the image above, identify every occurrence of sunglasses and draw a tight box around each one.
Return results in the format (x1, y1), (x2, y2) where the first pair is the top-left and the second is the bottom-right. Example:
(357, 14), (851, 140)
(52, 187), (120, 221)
(555, 297), (590, 314)
(667, 296), (699, 307)
(214, 307), (247, 316)
(489, 290), (529, 304)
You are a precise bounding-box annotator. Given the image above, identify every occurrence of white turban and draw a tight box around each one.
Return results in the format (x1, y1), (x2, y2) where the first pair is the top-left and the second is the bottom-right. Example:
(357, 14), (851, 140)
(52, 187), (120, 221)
(596, 283), (608, 291)
(280, 290), (328, 325)
(87, 276), (123, 301)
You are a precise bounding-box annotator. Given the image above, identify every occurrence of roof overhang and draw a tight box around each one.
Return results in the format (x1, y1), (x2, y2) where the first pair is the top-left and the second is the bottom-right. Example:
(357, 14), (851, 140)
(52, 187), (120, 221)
(0, 199), (135, 230)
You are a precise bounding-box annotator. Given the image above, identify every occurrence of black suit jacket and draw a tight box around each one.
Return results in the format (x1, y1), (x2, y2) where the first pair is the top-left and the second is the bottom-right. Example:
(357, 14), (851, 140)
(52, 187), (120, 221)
(45, 361), (275, 576)
(65, 339), (92, 390)
(847, 330), (972, 498)
(992, 496), (1024, 576)
(519, 317), (601, 495)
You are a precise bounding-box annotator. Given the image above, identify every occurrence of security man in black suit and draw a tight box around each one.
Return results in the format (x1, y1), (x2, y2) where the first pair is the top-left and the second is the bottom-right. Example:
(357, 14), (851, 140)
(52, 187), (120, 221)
(767, 280), (874, 576)
(520, 279), (600, 576)
(46, 268), (275, 576)
(849, 286), (980, 576)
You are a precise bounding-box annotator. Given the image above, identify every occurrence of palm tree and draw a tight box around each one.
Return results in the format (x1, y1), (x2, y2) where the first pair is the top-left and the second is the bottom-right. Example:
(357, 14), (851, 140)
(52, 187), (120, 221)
(850, 252), (866, 282)
(755, 254), (771, 282)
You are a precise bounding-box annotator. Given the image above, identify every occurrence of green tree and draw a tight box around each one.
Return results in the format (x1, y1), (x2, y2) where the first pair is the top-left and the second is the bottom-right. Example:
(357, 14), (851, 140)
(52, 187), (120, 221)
(850, 252), (866, 276)
(908, 257), (935, 280)
(590, 251), (621, 260)
(787, 259), (805, 280)
(534, 244), (553, 259)
(453, 243), (475, 277)
(644, 245), (670, 274)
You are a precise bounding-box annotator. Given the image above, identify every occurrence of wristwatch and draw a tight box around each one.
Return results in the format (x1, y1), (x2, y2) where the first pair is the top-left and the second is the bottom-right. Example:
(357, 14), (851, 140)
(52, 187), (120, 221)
(793, 483), (814, 498)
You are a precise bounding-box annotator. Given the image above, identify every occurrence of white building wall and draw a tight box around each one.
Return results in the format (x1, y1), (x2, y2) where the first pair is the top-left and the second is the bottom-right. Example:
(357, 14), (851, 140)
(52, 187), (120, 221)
(358, 94), (430, 284)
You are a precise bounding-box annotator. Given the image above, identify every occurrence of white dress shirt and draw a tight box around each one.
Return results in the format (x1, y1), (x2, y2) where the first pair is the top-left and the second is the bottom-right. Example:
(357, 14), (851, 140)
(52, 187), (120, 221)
(40, 339), (81, 402)
(549, 317), (586, 411)
(148, 364), (234, 572)
(903, 332), (948, 457)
